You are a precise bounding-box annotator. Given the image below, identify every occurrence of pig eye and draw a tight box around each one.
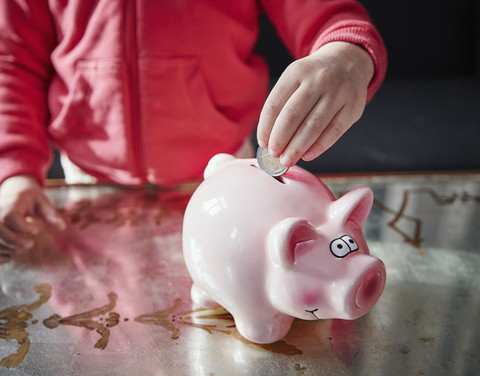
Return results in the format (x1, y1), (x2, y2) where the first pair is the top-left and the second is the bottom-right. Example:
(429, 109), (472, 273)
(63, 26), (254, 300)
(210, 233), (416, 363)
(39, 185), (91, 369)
(330, 235), (359, 258)
(330, 239), (350, 258)
(341, 235), (358, 252)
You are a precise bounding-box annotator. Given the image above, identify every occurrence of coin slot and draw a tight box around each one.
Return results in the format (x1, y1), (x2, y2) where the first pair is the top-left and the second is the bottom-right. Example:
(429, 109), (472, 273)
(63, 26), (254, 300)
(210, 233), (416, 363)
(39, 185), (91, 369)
(250, 164), (285, 183)
(250, 164), (286, 183)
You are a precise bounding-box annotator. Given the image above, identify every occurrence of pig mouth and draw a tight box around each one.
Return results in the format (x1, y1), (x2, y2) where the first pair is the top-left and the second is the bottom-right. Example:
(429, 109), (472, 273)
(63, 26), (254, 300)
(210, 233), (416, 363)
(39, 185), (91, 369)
(305, 308), (320, 320)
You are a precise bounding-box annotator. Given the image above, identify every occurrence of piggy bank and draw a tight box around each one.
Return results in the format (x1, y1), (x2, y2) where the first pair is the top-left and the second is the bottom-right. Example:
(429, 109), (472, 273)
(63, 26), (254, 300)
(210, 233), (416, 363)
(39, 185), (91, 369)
(182, 154), (386, 344)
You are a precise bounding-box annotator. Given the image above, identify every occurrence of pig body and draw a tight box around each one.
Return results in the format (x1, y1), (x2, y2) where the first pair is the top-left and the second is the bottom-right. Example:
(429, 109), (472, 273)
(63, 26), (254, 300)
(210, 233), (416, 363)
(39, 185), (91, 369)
(182, 154), (386, 344)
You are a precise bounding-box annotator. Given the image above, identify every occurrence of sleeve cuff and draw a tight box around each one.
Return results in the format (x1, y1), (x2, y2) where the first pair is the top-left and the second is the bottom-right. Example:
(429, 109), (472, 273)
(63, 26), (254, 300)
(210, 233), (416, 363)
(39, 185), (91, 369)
(0, 149), (51, 186)
(310, 20), (388, 103)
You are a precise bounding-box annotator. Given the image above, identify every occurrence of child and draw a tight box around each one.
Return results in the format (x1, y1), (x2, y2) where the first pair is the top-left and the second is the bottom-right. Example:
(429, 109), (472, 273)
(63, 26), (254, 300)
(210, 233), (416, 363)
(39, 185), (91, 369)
(0, 0), (387, 252)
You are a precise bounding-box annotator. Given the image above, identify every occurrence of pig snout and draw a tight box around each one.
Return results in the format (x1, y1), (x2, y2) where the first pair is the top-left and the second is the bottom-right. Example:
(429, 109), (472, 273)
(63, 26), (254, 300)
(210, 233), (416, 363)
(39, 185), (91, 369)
(348, 257), (386, 319)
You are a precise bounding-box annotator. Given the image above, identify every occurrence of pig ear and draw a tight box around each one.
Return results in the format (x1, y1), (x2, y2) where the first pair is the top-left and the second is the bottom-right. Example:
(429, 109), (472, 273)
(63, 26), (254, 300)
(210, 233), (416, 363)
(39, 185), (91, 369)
(204, 154), (235, 179)
(267, 218), (318, 268)
(328, 187), (373, 227)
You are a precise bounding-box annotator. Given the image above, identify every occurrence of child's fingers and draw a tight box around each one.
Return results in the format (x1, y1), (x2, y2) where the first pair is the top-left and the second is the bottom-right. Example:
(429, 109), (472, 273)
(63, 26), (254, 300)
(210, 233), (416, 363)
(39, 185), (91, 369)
(301, 107), (352, 162)
(257, 69), (300, 149)
(267, 85), (322, 159)
(0, 224), (34, 251)
(275, 92), (341, 167)
(2, 211), (40, 236)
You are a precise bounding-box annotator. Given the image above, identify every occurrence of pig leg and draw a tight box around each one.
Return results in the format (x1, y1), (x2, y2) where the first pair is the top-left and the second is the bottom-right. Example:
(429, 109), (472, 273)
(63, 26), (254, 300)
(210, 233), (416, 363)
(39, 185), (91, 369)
(233, 312), (294, 344)
(190, 284), (221, 309)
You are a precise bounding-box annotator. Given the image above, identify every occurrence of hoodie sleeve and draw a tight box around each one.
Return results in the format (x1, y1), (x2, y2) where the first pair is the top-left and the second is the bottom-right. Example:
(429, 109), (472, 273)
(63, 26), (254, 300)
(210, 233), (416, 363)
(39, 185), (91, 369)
(259, 0), (387, 102)
(0, 0), (56, 185)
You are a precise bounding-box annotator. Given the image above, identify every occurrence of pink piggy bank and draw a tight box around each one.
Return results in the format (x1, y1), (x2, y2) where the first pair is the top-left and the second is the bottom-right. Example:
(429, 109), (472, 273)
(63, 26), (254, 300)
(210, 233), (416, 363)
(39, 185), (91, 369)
(182, 154), (386, 344)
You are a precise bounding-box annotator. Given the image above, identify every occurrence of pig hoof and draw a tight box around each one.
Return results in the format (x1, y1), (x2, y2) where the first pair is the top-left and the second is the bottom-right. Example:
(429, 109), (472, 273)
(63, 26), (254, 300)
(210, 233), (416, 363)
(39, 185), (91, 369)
(234, 316), (292, 344)
(191, 284), (220, 308)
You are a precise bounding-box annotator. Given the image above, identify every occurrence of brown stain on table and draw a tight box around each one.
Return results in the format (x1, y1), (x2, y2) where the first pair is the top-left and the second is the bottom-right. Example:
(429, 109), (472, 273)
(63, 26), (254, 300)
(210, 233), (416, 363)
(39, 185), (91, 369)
(134, 300), (303, 356)
(43, 292), (118, 350)
(0, 284), (51, 368)
(350, 187), (480, 255)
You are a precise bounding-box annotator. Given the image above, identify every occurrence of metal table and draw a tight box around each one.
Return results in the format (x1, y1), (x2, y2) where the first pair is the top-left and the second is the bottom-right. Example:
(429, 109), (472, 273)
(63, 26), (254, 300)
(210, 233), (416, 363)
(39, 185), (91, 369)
(1, 173), (479, 375)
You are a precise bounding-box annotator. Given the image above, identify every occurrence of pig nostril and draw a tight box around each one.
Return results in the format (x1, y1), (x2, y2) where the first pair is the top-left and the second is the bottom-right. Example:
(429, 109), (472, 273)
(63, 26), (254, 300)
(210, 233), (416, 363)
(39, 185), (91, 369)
(354, 270), (384, 310)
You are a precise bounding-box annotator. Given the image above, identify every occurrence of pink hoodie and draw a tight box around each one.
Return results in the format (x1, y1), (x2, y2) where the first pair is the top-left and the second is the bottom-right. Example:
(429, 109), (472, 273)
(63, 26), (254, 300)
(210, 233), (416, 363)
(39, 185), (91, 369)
(0, 0), (386, 187)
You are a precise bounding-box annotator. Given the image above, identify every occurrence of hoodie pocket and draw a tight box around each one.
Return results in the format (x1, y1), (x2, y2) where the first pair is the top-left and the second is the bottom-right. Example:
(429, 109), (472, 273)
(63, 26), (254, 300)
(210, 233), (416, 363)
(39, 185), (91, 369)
(48, 59), (135, 172)
(137, 57), (247, 178)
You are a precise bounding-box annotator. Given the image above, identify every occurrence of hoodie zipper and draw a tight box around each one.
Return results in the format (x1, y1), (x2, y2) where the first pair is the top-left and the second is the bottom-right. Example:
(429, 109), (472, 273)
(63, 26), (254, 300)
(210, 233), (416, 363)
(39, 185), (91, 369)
(125, 0), (146, 181)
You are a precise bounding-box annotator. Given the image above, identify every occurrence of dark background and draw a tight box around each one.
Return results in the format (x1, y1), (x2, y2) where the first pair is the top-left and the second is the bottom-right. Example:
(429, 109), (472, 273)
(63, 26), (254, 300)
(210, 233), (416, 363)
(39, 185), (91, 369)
(253, 0), (480, 174)
(48, 1), (480, 179)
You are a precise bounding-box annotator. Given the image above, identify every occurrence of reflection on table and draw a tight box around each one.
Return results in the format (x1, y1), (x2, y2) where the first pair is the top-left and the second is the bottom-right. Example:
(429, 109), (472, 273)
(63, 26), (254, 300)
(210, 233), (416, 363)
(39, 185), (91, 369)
(1, 173), (479, 375)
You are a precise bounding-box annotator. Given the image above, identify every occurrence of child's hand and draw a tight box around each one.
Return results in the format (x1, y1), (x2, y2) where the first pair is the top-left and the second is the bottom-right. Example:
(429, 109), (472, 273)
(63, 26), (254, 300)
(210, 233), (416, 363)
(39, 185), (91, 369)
(257, 41), (375, 167)
(0, 175), (65, 253)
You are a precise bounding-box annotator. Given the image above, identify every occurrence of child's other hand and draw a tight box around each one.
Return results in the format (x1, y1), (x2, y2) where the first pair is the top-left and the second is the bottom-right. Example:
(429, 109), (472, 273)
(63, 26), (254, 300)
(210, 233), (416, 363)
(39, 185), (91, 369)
(257, 41), (374, 167)
(0, 175), (65, 253)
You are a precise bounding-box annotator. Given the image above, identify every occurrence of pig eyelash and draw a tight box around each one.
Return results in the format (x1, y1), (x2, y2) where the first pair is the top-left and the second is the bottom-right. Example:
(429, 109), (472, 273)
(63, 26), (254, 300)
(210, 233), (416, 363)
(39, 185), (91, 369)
(305, 308), (320, 320)
(329, 235), (359, 258)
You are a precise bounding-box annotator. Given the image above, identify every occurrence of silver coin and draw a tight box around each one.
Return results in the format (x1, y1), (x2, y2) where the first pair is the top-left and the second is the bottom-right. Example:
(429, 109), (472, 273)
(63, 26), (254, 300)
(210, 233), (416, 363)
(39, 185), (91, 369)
(256, 147), (288, 177)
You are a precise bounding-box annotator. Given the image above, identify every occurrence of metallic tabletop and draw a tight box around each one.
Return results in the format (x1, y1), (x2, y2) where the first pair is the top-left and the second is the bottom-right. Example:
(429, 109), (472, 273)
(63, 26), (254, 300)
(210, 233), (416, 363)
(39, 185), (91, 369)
(1, 173), (479, 376)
